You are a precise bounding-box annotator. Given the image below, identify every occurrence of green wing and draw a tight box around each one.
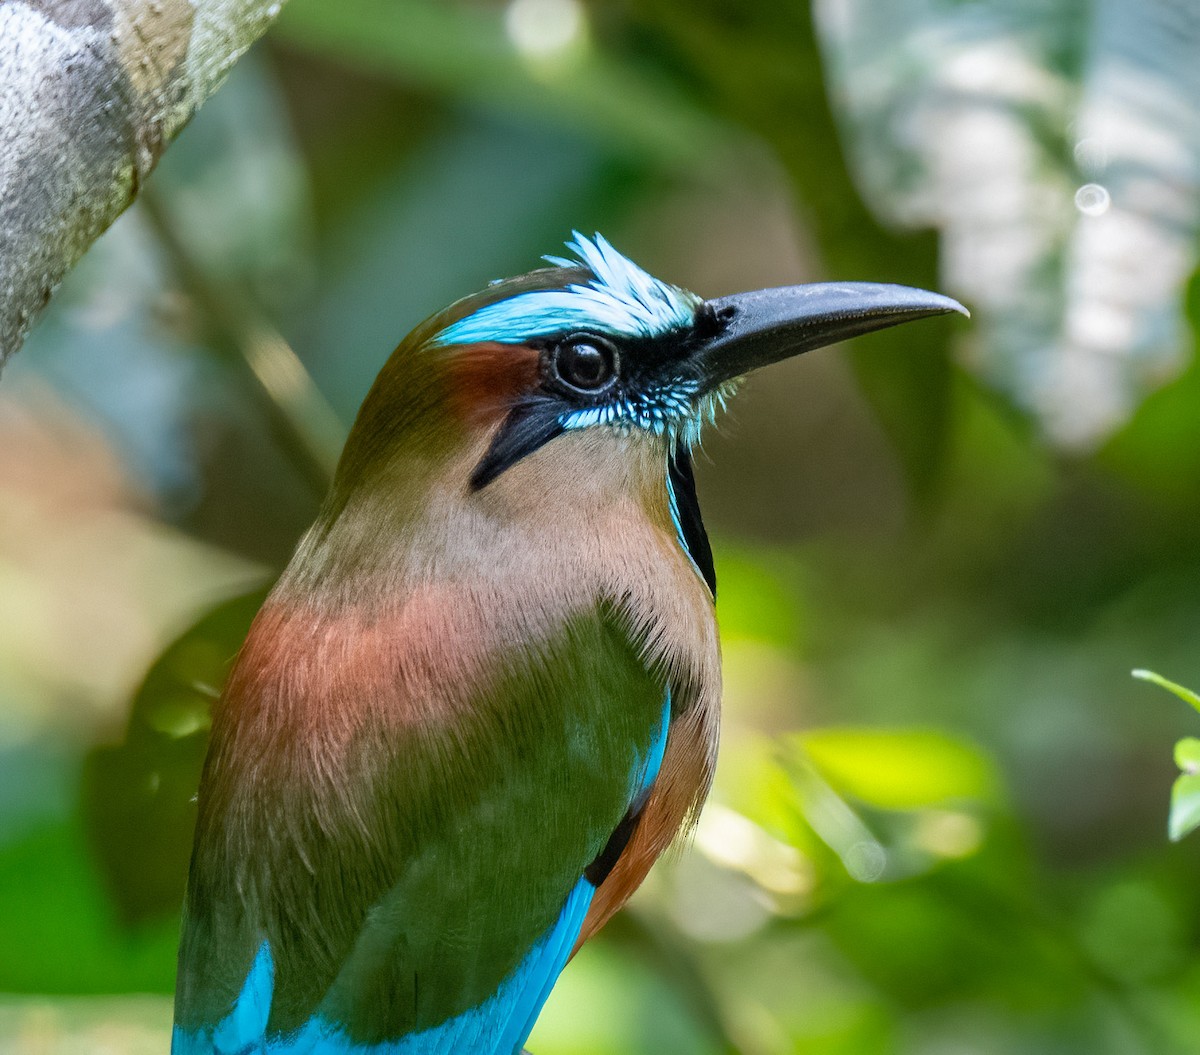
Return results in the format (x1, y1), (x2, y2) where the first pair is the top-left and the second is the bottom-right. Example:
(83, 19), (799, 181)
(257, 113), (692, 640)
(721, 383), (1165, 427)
(175, 601), (665, 1047)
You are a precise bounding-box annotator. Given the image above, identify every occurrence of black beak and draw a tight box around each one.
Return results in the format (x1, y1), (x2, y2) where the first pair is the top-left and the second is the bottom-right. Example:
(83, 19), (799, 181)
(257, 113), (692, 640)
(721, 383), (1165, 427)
(695, 282), (968, 387)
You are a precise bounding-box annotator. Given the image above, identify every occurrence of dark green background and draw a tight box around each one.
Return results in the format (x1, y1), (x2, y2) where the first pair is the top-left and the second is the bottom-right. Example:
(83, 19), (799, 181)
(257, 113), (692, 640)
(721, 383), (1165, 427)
(4, 1), (1200, 1052)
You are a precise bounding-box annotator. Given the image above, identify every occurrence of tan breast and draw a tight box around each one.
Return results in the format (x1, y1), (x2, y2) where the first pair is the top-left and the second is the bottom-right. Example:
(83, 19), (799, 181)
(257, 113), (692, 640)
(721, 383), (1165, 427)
(266, 425), (722, 942)
(481, 430), (722, 950)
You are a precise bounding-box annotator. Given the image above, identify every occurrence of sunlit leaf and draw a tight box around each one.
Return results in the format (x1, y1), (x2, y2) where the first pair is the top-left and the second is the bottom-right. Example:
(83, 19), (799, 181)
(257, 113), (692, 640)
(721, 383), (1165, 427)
(1149, 669), (1200, 842)
(1168, 773), (1200, 842)
(796, 728), (999, 810)
(1174, 737), (1200, 773)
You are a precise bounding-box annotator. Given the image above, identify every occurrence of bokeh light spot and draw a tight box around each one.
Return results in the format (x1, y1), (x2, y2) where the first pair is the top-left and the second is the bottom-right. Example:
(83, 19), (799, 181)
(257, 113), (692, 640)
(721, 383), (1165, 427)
(914, 810), (983, 860)
(504, 0), (585, 61)
(1074, 183), (1111, 216)
(843, 840), (888, 882)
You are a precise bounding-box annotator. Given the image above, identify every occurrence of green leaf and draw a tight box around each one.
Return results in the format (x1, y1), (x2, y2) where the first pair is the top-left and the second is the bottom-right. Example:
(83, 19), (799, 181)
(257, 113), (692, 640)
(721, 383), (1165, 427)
(1132, 669), (1200, 715)
(1168, 773), (1200, 842)
(796, 728), (998, 811)
(1174, 737), (1200, 773)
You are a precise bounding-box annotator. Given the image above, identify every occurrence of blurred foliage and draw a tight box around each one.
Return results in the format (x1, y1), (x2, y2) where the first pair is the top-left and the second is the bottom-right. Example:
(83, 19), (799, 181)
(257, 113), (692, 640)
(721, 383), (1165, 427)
(81, 589), (269, 925)
(4, 1), (1200, 1053)
(818, 0), (1200, 449)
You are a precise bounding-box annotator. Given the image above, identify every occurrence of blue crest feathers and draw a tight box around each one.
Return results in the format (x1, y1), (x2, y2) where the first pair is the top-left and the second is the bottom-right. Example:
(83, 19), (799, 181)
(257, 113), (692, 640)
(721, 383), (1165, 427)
(434, 232), (701, 346)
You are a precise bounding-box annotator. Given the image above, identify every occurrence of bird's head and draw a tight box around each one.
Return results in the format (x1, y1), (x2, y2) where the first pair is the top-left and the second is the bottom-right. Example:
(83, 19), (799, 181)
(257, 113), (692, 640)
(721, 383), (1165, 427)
(321, 233), (965, 577)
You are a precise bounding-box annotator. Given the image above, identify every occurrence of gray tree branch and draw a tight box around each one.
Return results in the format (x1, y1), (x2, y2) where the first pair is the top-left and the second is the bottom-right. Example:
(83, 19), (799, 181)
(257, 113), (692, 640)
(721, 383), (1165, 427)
(0, 0), (285, 361)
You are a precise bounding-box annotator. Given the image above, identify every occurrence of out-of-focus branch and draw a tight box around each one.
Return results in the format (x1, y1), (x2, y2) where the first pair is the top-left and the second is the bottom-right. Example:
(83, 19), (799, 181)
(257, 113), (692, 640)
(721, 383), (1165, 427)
(0, 0), (287, 362)
(139, 187), (344, 493)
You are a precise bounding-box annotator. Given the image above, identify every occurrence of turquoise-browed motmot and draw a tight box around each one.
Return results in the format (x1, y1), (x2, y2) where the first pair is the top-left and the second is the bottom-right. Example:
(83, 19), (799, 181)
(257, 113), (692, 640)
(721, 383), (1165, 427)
(172, 234), (964, 1054)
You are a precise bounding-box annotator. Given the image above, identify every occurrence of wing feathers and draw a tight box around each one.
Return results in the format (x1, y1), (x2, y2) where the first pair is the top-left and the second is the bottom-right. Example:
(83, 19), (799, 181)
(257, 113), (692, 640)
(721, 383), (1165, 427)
(176, 603), (670, 1053)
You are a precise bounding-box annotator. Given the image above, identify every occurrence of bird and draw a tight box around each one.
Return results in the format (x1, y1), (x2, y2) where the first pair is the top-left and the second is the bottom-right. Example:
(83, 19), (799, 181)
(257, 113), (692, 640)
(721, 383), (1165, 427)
(172, 233), (964, 1055)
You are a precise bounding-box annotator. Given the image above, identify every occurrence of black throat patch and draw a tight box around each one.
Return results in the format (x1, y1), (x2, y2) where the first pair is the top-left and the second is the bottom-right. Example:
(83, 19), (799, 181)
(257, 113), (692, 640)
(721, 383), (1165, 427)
(668, 446), (716, 598)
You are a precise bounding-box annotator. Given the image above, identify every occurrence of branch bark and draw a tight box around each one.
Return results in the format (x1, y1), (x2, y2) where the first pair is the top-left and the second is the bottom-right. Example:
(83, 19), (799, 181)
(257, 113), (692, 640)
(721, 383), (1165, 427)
(0, 0), (285, 362)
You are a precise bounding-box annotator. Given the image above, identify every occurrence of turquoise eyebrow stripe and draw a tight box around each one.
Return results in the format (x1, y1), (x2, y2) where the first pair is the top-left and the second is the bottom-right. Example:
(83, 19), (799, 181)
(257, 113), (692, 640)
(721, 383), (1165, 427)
(434, 232), (700, 346)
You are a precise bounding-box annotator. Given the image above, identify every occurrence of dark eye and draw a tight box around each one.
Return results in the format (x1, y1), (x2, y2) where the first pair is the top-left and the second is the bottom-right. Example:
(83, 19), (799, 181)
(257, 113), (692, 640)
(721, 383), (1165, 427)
(552, 336), (618, 393)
